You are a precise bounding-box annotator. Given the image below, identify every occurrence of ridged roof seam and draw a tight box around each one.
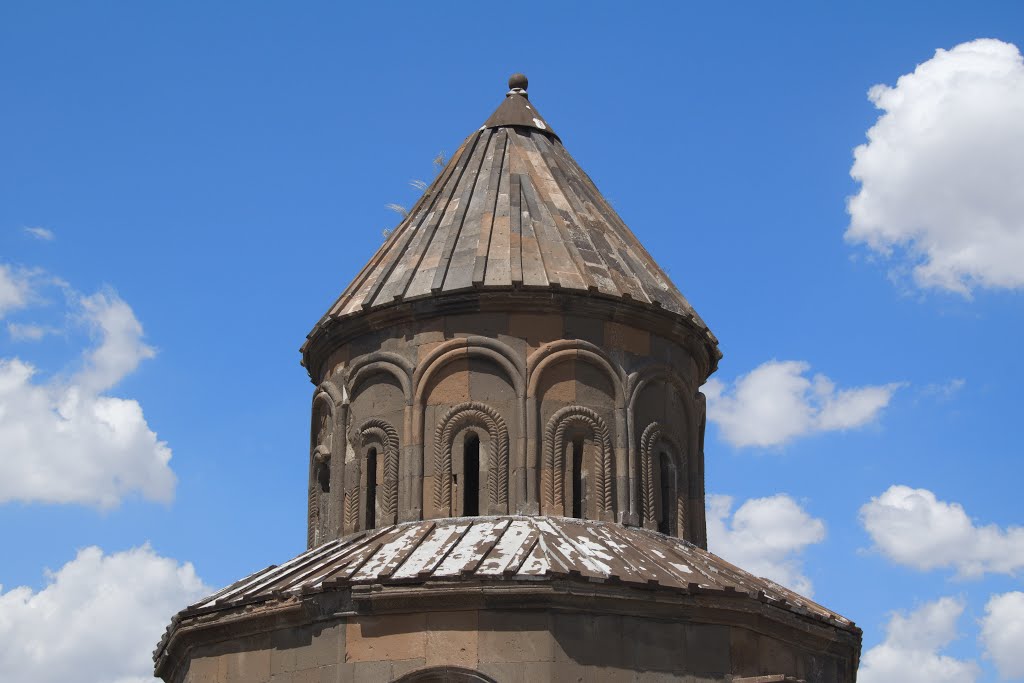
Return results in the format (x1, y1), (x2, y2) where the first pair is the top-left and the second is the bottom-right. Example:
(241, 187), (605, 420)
(432, 128), (495, 293)
(366, 131), (483, 309)
(519, 133), (595, 293)
(473, 128), (508, 286)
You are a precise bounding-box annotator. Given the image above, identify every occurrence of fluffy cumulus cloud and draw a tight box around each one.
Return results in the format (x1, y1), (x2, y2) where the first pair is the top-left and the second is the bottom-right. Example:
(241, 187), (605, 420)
(859, 597), (979, 683)
(0, 269), (175, 507)
(703, 360), (902, 448)
(0, 545), (209, 683)
(860, 485), (1024, 578)
(981, 591), (1024, 680)
(846, 38), (1024, 295)
(706, 494), (826, 596)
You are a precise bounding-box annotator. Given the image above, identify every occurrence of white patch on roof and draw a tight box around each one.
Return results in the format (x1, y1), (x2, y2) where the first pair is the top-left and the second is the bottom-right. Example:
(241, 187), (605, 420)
(391, 523), (467, 579)
(478, 519), (534, 575)
(352, 526), (423, 581)
(532, 118), (547, 130)
(434, 520), (504, 576)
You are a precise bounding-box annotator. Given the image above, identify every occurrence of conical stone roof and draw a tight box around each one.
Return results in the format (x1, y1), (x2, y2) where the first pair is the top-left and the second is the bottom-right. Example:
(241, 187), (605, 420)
(307, 75), (718, 366)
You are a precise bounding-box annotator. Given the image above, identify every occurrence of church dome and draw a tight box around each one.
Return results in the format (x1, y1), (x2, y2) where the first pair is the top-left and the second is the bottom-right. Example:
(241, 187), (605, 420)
(155, 75), (860, 683)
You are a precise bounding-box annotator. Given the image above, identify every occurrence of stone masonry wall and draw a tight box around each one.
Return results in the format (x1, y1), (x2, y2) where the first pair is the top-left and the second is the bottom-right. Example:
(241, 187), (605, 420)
(174, 608), (855, 683)
(306, 309), (709, 547)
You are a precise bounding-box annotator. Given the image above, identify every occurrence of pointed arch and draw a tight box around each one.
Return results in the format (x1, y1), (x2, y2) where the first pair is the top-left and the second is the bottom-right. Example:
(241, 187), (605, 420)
(433, 402), (509, 516)
(358, 418), (400, 527)
(543, 405), (614, 519)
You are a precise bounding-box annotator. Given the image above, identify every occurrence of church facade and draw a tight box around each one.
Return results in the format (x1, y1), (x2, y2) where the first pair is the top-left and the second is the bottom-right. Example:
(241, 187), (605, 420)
(155, 75), (861, 683)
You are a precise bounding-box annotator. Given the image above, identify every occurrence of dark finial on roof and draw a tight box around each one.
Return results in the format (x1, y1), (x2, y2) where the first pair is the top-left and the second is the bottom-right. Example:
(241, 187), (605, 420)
(482, 72), (556, 137)
(508, 73), (528, 95)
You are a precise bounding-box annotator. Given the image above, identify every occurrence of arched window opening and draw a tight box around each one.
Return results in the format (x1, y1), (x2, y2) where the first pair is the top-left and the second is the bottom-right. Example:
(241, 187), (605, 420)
(316, 458), (331, 494)
(365, 447), (378, 529)
(658, 451), (673, 535)
(463, 432), (480, 516)
(311, 452), (331, 547)
(571, 437), (585, 518)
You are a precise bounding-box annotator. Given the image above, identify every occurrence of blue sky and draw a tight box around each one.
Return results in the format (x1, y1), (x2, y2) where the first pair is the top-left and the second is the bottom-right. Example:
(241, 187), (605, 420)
(2, 2), (1023, 681)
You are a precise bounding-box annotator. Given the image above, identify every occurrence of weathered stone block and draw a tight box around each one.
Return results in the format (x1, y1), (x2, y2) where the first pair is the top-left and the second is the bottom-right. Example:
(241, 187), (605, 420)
(346, 614), (427, 663)
(478, 611), (555, 663)
(425, 610), (479, 668)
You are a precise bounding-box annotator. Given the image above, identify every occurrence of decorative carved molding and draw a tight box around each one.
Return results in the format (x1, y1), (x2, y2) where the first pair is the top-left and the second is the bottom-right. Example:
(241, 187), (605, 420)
(543, 405), (613, 517)
(639, 422), (686, 535)
(308, 390), (334, 548)
(344, 486), (359, 533)
(639, 422), (660, 527)
(433, 402), (509, 515)
(358, 418), (400, 524)
(308, 446), (332, 547)
(315, 380), (346, 407)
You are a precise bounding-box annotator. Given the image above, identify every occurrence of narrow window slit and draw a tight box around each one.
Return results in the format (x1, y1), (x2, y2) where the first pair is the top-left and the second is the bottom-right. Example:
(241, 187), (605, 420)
(571, 437), (584, 519)
(464, 433), (480, 516)
(366, 447), (377, 529)
(658, 451), (672, 535)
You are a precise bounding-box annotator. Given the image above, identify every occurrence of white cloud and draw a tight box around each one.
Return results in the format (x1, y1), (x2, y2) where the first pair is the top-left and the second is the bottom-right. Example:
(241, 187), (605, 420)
(23, 226), (55, 241)
(706, 493), (825, 596)
(846, 38), (1024, 295)
(860, 485), (1024, 579)
(921, 378), (966, 402)
(0, 545), (209, 683)
(7, 322), (53, 341)
(981, 591), (1024, 680)
(75, 291), (157, 393)
(0, 279), (175, 507)
(703, 360), (902, 448)
(859, 597), (979, 683)
(0, 265), (34, 318)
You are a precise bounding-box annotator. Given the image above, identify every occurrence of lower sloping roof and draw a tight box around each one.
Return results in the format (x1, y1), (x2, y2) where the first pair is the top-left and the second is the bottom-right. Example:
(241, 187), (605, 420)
(165, 516), (854, 635)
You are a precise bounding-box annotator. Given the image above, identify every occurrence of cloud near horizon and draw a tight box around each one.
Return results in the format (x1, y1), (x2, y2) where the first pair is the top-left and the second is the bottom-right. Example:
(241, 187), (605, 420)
(846, 38), (1024, 295)
(703, 360), (902, 448)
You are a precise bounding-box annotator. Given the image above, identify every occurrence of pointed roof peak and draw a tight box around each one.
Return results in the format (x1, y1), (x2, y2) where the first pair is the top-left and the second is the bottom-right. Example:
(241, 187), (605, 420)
(305, 73), (720, 374)
(482, 73), (558, 139)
